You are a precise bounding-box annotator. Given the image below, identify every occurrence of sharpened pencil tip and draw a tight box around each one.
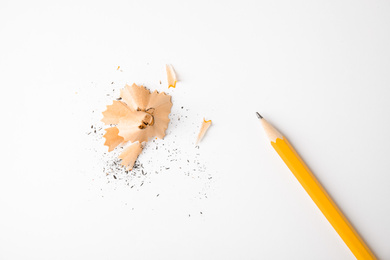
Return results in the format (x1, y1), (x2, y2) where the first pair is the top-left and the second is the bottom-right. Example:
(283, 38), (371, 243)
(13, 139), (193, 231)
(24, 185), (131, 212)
(256, 112), (263, 119)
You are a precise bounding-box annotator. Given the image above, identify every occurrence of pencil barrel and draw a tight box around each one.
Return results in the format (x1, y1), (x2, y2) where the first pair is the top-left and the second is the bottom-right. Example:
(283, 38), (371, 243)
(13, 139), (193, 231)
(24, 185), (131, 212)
(271, 138), (376, 260)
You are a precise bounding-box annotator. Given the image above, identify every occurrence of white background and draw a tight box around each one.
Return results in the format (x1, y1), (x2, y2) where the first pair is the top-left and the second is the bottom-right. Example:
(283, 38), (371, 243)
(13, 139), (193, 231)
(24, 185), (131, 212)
(1, 0), (390, 259)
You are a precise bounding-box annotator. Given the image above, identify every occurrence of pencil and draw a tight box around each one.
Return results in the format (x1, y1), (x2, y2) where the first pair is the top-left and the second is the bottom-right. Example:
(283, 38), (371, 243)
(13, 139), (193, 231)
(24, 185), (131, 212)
(256, 112), (376, 260)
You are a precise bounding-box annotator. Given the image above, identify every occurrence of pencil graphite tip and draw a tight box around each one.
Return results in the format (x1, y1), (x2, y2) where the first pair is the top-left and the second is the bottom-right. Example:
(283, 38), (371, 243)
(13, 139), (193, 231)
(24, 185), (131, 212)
(256, 112), (263, 119)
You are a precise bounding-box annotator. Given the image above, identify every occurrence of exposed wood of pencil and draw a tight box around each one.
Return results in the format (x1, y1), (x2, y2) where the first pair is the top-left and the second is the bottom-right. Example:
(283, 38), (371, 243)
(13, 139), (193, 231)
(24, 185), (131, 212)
(258, 114), (376, 260)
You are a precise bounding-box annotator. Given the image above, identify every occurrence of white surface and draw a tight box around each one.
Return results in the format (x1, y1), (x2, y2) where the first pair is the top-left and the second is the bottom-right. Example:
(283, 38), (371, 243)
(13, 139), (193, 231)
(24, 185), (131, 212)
(1, 0), (390, 259)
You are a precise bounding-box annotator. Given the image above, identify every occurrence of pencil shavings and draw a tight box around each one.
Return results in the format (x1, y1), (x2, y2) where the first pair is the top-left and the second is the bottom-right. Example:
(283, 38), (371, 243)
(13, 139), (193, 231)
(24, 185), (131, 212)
(101, 100), (132, 125)
(196, 118), (212, 145)
(103, 127), (124, 152)
(119, 142), (143, 171)
(102, 83), (173, 170)
(166, 64), (177, 88)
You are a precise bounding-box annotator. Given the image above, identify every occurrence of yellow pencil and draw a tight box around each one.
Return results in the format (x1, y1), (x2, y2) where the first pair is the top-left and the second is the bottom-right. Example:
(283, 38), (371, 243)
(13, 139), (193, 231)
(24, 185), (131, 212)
(256, 112), (376, 260)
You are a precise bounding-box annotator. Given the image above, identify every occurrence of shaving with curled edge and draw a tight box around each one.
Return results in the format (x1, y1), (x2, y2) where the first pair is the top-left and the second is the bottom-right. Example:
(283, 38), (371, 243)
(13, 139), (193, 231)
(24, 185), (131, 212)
(102, 83), (173, 170)
(166, 64), (177, 88)
(196, 118), (212, 145)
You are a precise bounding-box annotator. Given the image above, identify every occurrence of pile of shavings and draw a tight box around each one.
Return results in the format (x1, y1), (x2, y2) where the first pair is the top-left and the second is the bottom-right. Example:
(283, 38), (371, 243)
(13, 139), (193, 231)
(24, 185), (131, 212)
(101, 64), (212, 172)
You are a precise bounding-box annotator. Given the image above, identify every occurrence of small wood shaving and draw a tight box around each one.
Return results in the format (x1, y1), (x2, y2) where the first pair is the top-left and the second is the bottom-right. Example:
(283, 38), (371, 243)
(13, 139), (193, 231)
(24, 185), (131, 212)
(196, 118), (212, 145)
(166, 64), (177, 88)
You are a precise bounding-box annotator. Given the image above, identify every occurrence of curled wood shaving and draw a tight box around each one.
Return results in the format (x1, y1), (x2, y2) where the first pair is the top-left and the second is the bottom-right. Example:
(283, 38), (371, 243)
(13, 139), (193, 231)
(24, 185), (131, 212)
(102, 83), (173, 170)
